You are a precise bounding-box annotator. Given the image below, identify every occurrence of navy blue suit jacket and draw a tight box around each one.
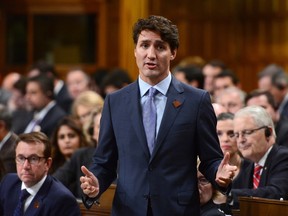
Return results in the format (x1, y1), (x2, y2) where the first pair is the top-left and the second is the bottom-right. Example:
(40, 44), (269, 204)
(0, 174), (81, 216)
(231, 145), (288, 208)
(86, 77), (224, 216)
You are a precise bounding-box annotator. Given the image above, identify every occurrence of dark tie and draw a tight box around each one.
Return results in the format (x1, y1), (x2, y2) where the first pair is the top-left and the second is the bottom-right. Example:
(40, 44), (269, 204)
(14, 189), (30, 216)
(253, 164), (262, 189)
(143, 87), (157, 155)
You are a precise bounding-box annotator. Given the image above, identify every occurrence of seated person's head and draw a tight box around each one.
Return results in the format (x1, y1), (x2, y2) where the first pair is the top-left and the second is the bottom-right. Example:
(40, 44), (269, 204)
(15, 132), (52, 187)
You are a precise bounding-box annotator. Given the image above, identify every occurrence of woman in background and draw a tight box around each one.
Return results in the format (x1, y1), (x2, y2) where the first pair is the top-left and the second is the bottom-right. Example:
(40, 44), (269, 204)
(50, 116), (90, 174)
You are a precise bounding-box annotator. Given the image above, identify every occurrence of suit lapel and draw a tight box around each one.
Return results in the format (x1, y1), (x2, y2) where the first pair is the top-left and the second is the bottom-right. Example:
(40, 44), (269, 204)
(150, 78), (185, 161)
(25, 176), (52, 215)
(259, 145), (276, 187)
(127, 82), (151, 159)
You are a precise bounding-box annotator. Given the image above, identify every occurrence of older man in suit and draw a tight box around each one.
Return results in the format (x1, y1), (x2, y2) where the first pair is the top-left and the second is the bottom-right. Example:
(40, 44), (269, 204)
(0, 132), (81, 215)
(80, 15), (236, 216)
(230, 106), (288, 209)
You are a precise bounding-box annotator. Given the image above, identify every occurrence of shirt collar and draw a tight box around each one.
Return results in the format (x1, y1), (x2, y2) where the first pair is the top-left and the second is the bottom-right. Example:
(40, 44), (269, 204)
(34, 101), (56, 120)
(139, 73), (171, 97)
(257, 145), (273, 167)
(22, 175), (47, 197)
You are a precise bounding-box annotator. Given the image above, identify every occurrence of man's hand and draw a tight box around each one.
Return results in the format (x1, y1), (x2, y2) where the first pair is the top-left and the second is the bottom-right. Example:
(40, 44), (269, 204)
(215, 152), (237, 188)
(80, 166), (100, 198)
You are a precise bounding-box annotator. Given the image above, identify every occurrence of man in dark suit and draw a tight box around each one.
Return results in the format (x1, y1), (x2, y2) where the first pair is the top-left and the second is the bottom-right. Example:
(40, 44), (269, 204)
(80, 15), (236, 216)
(18, 74), (67, 137)
(28, 60), (73, 114)
(230, 106), (288, 208)
(0, 132), (81, 215)
(0, 105), (18, 179)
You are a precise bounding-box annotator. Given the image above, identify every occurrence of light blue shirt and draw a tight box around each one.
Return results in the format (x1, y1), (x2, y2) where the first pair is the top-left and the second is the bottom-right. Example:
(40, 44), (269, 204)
(139, 73), (171, 138)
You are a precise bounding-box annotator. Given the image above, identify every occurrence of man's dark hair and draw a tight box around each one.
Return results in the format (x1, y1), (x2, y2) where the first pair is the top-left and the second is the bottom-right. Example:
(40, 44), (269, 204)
(205, 59), (227, 70)
(29, 60), (58, 78)
(133, 15), (179, 51)
(271, 72), (288, 90)
(217, 112), (234, 121)
(215, 69), (239, 85)
(16, 132), (52, 158)
(173, 66), (204, 89)
(245, 89), (276, 110)
(27, 74), (54, 100)
(101, 68), (132, 90)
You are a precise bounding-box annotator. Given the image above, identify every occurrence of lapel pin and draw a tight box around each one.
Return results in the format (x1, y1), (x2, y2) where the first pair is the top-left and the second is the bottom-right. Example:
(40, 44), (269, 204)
(34, 201), (40, 209)
(173, 100), (181, 108)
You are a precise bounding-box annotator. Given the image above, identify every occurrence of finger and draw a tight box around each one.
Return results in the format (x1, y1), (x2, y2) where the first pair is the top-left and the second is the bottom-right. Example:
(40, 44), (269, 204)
(220, 152), (230, 168)
(81, 165), (93, 177)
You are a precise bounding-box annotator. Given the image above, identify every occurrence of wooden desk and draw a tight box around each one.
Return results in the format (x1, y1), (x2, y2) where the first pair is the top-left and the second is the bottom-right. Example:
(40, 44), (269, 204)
(79, 184), (116, 216)
(239, 196), (288, 216)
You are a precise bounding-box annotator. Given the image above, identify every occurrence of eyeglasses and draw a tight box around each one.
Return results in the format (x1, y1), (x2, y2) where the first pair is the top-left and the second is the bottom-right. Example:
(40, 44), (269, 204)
(234, 126), (267, 139)
(16, 155), (46, 165)
(198, 177), (210, 186)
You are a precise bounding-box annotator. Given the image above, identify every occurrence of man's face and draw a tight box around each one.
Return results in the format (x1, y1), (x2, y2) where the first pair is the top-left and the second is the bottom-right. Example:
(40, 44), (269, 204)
(25, 82), (50, 111)
(213, 77), (234, 98)
(217, 119), (238, 156)
(234, 115), (270, 163)
(66, 71), (89, 99)
(202, 65), (222, 93)
(218, 92), (244, 114)
(246, 95), (277, 123)
(134, 30), (176, 85)
(16, 141), (51, 187)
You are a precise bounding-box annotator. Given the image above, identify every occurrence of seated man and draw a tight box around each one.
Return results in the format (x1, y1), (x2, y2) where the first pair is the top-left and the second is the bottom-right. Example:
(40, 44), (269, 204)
(229, 106), (288, 208)
(0, 132), (81, 215)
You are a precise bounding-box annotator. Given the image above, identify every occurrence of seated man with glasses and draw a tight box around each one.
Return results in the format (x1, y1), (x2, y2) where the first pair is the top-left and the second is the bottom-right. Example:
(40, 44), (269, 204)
(228, 105), (288, 209)
(0, 132), (81, 216)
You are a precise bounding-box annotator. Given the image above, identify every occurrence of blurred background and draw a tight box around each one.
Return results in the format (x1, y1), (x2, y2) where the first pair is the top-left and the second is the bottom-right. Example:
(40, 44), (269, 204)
(1, 0), (287, 92)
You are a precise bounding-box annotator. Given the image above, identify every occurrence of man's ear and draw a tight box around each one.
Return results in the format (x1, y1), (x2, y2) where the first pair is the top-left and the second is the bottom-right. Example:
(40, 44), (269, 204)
(170, 49), (177, 60)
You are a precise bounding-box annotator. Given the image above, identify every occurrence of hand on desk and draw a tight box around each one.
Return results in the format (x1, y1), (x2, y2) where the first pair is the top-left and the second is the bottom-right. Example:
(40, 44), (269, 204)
(80, 166), (100, 198)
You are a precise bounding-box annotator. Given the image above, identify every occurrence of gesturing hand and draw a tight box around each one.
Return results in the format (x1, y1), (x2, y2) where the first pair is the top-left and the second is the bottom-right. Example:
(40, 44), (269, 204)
(215, 152), (238, 188)
(80, 166), (100, 198)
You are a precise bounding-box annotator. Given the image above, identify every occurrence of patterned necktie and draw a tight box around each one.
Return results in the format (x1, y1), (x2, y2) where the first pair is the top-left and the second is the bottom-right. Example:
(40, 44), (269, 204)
(253, 164), (262, 189)
(14, 189), (30, 216)
(143, 87), (158, 155)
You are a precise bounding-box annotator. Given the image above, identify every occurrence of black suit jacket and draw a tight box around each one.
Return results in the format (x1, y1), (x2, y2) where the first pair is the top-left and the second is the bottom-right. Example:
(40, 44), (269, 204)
(86, 77), (224, 216)
(17, 103), (67, 138)
(0, 174), (81, 215)
(231, 145), (288, 208)
(53, 147), (95, 198)
(55, 84), (73, 114)
(0, 133), (18, 179)
(38, 104), (67, 137)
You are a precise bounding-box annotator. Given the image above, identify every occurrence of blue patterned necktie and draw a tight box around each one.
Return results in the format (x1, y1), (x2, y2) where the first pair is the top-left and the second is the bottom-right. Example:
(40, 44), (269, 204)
(14, 189), (30, 216)
(143, 87), (158, 155)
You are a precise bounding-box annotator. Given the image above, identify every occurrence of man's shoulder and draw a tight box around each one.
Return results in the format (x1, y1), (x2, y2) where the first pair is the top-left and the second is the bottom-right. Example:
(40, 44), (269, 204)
(48, 176), (75, 196)
(0, 173), (20, 188)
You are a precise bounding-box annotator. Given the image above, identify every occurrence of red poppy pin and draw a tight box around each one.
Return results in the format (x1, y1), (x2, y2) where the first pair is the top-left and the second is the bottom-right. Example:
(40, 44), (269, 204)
(34, 201), (40, 208)
(173, 100), (181, 108)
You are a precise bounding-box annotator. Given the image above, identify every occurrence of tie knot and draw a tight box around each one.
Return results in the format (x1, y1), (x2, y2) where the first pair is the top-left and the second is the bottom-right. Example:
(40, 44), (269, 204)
(148, 87), (157, 97)
(20, 189), (30, 201)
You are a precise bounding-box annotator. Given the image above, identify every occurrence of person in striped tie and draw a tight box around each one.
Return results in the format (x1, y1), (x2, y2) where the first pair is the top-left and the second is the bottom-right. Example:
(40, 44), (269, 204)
(227, 105), (288, 209)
